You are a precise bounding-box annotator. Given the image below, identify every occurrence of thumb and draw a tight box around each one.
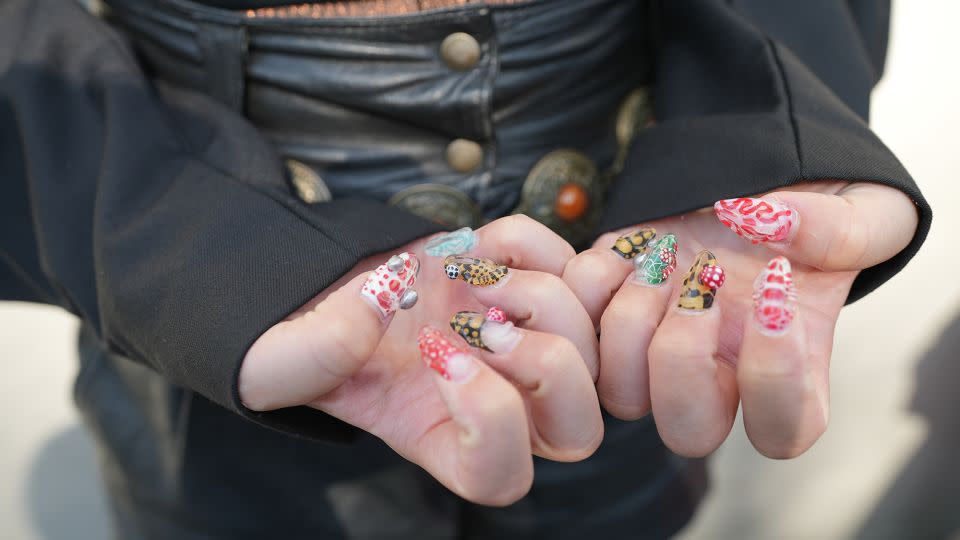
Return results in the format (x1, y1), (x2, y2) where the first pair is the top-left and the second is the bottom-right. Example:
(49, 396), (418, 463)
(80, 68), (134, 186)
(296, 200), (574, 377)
(238, 252), (420, 410)
(714, 183), (919, 271)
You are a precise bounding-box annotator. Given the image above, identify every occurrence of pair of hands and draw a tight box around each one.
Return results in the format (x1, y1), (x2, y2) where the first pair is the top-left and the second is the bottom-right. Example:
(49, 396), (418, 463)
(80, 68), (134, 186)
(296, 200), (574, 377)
(239, 181), (917, 506)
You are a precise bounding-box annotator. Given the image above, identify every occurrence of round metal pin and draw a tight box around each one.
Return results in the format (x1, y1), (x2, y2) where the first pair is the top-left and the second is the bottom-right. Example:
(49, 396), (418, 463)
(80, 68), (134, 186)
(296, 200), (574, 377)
(398, 289), (419, 310)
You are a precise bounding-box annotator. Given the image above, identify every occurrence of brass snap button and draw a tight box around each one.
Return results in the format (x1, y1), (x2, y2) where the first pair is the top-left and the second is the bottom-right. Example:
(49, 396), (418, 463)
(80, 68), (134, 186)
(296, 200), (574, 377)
(446, 139), (484, 173)
(388, 183), (482, 229)
(440, 32), (481, 71)
(286, 159), (331, 203)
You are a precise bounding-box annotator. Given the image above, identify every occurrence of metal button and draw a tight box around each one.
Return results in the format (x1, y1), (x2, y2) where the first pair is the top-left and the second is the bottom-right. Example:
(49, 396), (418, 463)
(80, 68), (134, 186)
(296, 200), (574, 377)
(388, 183), (482, 229)
(287, 159), (331, 203)
(513, 149), (601, 246)
(446, 139), (483, 172)
(440, 32), (481, 71)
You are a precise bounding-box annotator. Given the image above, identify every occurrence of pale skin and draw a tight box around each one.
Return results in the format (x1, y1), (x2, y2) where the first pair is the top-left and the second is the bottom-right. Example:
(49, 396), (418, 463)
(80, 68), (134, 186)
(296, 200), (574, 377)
(239, 180), (918, 506)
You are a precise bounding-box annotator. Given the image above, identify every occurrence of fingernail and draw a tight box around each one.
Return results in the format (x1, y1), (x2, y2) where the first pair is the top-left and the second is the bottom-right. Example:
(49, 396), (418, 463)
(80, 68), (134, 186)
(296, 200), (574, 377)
(424, 227), (478, 257)
(418, 326), (479, 383)
(361, 252), (420, 318)
(443, 255), (508, 287)
(753, 256), (797, 336)
(634, 234), (678, 286)
(714, 197), (797, 244)
(677, 250), (725, 312)
(611, 226), (657, 260)
(450, 307), (523, 354)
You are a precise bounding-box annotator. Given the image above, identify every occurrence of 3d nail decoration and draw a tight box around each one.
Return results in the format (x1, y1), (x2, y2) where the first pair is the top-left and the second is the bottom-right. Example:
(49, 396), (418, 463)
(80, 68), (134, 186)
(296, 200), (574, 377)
(714, 197), (797, 244)
(442, 255), (508, 287)
(424, 227), (478, 257)
(361, 252), (420, 317)
(485, 306), (507, 323)
(678, 250), (725, 312)
(418, 326), (477, 383)
(634, 234), (678, 286)
(611, 227), (657, 259)
(450, 306), (521, 353)
(753, 256), (797, 336)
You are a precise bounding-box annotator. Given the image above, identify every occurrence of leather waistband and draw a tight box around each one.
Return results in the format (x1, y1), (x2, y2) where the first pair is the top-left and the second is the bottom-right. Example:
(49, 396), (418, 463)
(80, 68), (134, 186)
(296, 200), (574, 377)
(101, 0), (654, 245)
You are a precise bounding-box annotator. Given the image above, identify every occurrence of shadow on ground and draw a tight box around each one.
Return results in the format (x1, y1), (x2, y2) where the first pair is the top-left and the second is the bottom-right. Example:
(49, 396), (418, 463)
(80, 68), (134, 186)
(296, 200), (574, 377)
(26, 425), (109, 539)
(855, 310), (960, 540)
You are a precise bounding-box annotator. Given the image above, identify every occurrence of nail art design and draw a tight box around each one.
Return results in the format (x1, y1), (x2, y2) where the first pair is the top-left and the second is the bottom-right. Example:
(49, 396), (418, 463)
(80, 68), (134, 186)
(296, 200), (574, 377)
(418, 326), (478, 383)
(753, 256), (797, 336)
(424, 227), (478, 257)
(634, 234), (678, 286)
(450, 307), (522, 353)
(678, 250), (725, 311)
(442, 255), (508, 287)
(485, 306), (507, 323)
(611, 227), (657, 259)
(361, 252), (420, 317)
(714, 197), (797, 244)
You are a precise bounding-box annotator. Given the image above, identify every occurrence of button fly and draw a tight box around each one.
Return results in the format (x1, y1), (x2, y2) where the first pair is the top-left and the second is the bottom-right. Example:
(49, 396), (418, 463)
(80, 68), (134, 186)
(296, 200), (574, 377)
(440, 32), (481, 71)
(446, 138), (484, 172)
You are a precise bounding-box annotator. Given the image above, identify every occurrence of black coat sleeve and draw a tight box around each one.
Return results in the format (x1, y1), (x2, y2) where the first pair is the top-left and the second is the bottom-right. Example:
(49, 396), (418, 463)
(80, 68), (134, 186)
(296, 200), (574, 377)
(603, 0), (931, 303)
(0, 0), (442, 440)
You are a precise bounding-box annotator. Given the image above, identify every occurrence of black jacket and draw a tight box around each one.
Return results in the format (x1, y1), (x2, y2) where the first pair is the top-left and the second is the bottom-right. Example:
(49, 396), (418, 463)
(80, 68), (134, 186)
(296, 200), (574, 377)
(1, 0), (930, 441)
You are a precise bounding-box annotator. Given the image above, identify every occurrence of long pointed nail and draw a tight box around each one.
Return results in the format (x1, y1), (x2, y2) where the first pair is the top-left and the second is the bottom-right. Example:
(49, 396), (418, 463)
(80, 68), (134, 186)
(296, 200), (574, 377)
(450, 307), (523, 354)
(443, 255), (508, 287)
(424, 227), (478, 257)
(714, 197), (797, 244)
(634, 234), (678, 286)
(361, 252), (420, 317)
(753, 256), (797, 336)
(418, 326), (479, 383)
(678, 250), (725, 312)
(611, 227), (657, 260)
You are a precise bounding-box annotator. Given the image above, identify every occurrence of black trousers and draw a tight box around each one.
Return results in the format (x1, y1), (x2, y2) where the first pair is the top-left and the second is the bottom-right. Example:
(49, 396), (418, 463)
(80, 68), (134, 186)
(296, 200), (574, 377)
(76, 325), (705, 539)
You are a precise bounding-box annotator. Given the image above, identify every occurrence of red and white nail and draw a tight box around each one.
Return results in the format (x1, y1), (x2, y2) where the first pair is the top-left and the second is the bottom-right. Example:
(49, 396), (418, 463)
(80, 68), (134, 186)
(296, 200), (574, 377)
(360, 252), (420, 318)
(714, 197), (798, 244)
(418, 326), (479, 383)
(752, 256), (797, 336)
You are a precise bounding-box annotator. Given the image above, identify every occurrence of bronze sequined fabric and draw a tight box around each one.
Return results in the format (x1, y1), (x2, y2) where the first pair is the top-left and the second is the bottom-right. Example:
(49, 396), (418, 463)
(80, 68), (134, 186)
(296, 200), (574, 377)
(245, 0), (526, 18)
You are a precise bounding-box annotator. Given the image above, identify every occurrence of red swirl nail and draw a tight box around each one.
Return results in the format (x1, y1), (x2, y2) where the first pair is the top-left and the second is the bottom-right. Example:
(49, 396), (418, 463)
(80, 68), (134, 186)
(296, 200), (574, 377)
(714, 197), (796, 244)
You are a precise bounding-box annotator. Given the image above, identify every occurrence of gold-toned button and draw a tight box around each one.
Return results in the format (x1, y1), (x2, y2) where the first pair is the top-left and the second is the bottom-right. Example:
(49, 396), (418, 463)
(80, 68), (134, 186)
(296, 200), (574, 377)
(287, 159), (331, 203)
(440, 32), (481, 71)
(446, 139), (483, 172)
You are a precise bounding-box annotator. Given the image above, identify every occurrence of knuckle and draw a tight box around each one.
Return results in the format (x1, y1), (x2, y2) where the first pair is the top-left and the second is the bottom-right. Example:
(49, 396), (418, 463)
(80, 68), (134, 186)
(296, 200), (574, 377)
(564, 250), (616, 282)
(316, 314), (372, 376)
(533, 338), (578, 383)
(599, 298), (632, 335)
(824, 198), (871, 269)
(648, 330), (714, 367)
(466, 466), (534, 507)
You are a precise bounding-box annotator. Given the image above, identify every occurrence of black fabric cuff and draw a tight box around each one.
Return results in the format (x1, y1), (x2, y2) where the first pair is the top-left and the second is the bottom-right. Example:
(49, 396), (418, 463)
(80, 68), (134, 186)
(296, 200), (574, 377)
(600, 3), (930, 304)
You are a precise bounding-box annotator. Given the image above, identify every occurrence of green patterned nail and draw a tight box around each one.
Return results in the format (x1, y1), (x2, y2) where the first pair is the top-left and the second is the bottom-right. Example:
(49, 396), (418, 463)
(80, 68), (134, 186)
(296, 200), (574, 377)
(634, 234), (678, 286)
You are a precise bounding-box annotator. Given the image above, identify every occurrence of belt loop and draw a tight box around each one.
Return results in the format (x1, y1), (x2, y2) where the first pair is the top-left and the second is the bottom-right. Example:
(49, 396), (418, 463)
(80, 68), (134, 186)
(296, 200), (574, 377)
(196, 20), (248, 113)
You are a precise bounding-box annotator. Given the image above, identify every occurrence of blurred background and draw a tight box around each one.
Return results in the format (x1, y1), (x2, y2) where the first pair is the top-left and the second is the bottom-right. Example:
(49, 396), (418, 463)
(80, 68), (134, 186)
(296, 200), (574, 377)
(2, 2), (959, 539)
